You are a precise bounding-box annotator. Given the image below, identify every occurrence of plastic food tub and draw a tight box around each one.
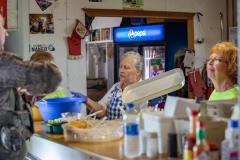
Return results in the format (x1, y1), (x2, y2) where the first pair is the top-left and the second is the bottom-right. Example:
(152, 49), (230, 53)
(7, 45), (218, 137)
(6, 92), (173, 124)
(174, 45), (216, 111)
(61, 120), (123, 142)
(42, 121), (67, 134)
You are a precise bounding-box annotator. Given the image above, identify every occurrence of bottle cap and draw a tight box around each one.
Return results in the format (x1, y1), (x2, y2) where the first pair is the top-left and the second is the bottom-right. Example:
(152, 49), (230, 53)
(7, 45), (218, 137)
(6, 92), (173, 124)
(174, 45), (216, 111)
(167, 133), (178, 158)
(208, 142), (218, 150)
(147, 132), (158, 138)
(125, 103), (134, 110)
(231, 120), (238, 128)
(197, 121), (204, 128)
(191, 110), (199, 116)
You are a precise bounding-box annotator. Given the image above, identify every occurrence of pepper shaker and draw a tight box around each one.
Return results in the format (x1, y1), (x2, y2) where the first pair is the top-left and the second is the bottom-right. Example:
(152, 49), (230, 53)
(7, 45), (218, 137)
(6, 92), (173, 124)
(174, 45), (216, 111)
(167, 133), (178, 158)
(146, 132), (158, 158)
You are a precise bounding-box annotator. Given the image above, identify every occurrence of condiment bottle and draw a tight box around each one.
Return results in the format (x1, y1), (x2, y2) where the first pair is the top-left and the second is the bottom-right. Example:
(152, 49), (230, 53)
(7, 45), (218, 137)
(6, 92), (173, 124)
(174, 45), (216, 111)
(184, 110), (198, 160)
(146, 132), (158, 158)
(193, 121), (210, 159)
(209, 142), (219, 160)
(167, 133), (178, 158)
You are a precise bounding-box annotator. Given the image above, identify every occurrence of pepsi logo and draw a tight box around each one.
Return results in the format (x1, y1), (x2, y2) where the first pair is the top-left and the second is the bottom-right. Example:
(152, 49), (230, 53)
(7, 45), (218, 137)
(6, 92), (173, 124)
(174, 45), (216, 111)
(128, 29), (146, 39)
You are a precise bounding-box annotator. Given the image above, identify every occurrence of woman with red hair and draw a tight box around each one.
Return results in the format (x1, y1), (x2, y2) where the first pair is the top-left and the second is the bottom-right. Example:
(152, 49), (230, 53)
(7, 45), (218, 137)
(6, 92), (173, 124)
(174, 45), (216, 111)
(207, 42), (238, 100)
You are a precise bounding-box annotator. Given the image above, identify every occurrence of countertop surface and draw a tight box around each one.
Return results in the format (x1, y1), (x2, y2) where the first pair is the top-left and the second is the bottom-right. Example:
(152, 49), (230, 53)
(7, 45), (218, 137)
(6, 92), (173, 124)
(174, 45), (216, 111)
(34, 121), (181, 160)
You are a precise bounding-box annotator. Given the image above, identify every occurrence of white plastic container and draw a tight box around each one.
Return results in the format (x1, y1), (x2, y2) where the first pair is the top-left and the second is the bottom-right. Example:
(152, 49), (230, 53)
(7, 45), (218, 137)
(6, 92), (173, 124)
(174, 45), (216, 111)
(164, 96), (200, 117)
(142, 112), (175, 154)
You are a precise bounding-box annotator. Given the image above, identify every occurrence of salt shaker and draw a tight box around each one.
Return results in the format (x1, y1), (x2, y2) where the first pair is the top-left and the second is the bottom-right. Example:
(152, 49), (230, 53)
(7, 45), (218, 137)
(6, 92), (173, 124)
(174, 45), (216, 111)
(146, 132), (158, 158)
(139, 130), (148, 154)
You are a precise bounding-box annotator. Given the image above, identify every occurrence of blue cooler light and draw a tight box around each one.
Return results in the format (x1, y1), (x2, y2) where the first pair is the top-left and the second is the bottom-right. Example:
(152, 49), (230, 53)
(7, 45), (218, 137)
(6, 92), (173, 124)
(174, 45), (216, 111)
(37, 97), (83, 121)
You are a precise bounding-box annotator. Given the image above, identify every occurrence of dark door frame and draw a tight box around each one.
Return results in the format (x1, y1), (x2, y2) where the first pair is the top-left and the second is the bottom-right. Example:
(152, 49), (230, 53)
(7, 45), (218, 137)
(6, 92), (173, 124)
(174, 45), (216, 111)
(82, 8), (196, 50)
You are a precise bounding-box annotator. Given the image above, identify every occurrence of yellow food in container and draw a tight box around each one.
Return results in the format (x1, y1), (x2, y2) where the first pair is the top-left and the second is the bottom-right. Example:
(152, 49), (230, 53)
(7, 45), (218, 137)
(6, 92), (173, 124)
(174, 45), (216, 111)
(32, 105), (44, 121)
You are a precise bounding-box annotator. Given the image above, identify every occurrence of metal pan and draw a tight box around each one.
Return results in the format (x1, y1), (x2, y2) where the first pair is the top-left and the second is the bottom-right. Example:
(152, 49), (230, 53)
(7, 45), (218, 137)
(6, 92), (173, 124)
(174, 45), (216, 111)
(122, 68), (185, 105)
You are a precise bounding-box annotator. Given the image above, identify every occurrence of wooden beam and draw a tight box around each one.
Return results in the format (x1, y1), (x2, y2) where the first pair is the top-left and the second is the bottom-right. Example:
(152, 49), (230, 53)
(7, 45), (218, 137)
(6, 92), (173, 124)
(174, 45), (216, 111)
(187, 19), (195, 50)
(82, 8), (195, 20)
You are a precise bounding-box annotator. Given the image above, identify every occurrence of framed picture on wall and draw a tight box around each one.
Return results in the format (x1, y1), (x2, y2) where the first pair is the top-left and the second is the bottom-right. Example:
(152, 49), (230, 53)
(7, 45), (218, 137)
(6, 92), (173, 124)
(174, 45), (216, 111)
(35, 0), (56, 11)
(122, 0), (143, 10)
(29, 14), (54, 34)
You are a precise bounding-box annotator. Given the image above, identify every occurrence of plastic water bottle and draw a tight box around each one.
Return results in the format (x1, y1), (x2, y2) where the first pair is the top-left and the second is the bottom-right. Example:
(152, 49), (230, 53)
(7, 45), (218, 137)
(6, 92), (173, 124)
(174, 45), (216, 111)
(221, 120), (238, 160)
(123, 103), (140, 159)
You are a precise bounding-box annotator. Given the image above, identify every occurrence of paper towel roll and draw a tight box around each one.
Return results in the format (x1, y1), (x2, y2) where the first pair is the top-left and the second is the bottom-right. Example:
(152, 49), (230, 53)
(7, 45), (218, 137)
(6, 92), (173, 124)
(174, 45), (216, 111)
(7, 9), (18, 29)
(7, 0), (17, 10)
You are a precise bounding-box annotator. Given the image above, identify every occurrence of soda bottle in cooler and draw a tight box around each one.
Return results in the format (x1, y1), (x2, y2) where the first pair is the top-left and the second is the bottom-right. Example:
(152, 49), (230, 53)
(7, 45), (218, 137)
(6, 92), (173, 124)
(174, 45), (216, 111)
(123, 103), (140, 159)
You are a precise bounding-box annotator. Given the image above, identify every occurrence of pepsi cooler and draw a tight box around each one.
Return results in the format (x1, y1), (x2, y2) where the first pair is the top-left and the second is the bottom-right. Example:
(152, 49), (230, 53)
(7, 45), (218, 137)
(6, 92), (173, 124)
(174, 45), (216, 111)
(113, 23), (166, 82)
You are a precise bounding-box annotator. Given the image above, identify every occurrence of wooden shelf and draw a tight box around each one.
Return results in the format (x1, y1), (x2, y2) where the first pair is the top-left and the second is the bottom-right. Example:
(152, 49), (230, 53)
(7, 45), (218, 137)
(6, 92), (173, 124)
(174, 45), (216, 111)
(86, 40), (113, 44)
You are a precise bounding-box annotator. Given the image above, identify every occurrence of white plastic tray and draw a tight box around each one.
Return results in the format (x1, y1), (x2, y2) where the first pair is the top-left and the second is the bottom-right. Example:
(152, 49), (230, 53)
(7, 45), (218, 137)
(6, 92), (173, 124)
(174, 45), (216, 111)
(122, 68), (185, 105)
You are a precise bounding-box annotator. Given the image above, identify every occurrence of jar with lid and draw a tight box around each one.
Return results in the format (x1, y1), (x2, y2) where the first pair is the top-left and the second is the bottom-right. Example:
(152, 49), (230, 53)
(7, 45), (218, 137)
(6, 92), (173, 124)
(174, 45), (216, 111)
(146, 132), (158, 158)
(209, 142), (219, 160)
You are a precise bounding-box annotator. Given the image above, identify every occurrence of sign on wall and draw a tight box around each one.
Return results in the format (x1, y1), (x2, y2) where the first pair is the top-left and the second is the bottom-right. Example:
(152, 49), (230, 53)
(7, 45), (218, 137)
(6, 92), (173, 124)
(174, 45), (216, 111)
(29, 14), (54, 34)
(89, 0), (102, 2)
(35, 0), (58, 11)
(30, 44), (55, 52)
(122, 0), (143, 10)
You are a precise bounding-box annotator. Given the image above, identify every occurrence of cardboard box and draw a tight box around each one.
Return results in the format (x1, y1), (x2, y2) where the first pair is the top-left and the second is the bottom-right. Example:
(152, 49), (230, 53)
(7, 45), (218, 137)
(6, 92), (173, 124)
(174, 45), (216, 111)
(87, 78), (105, 89)
(87, 89), (107, 102)
(174, 116), (227, 155)
(199, 99), (237, 120)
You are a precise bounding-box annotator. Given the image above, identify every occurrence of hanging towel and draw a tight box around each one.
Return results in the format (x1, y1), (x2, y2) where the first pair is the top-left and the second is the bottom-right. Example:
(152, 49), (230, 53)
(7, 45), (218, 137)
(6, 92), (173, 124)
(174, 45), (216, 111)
(188, 69), (207, 97)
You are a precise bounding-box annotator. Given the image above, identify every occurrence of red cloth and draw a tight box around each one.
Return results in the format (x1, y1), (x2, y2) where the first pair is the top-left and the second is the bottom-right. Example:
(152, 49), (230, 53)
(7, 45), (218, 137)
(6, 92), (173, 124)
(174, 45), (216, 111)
(67, 27), (81, 59)
(0, 0), (7, 28)
(188, 69), (207, 97)
(206, 86), (214, 100)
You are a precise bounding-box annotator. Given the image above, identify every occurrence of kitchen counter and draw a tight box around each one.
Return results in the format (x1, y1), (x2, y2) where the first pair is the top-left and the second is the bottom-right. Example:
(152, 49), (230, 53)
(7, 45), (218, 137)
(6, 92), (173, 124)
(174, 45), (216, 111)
(26, 121), (182, 160)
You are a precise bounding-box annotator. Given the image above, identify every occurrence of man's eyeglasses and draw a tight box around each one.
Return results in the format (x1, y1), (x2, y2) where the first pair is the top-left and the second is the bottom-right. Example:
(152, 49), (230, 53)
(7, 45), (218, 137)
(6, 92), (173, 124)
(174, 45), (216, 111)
(206, 57), (223, 64)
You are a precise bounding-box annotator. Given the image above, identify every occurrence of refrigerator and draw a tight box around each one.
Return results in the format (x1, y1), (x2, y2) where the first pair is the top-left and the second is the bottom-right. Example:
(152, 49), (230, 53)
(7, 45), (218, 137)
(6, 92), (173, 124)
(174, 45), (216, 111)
(113, 23), (166, 82)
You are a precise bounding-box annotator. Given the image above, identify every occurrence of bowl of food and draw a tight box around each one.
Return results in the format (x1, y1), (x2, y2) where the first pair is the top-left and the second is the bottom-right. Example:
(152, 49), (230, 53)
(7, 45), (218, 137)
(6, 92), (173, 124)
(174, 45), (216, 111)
(37, 97), (83, 121)
(61, 119), (123, 142)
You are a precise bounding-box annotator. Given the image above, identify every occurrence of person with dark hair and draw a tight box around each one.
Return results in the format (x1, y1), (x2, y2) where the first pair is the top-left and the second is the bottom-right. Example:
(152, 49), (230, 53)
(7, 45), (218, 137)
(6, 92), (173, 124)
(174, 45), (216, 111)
(71, 51), (162, 120)
(0, 14), (62, 159)
(28, 50), (66, 100)
(207, 42), (238, 100)
(23, 50), (66, 121)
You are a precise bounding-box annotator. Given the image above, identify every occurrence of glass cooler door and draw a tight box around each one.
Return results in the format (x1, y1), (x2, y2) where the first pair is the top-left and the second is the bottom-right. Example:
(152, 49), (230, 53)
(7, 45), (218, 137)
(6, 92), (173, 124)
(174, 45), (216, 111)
(143, 46), (165, 79)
